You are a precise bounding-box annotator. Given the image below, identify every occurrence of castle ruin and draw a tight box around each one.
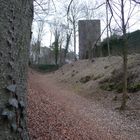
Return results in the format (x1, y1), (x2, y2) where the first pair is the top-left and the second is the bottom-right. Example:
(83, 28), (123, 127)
(78, 20), (101, 59)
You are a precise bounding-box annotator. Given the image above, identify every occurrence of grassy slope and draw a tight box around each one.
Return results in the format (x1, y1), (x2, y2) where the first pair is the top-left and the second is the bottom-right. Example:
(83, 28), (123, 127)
(51, 54), (140, 113)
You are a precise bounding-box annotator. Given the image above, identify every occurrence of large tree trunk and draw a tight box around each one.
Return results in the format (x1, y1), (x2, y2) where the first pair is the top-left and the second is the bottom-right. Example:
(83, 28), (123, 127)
(0, 0), (33, 139)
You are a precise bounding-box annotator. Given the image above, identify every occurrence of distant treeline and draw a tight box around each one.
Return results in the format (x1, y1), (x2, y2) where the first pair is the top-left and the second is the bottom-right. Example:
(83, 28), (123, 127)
(95, 30), (140, 57)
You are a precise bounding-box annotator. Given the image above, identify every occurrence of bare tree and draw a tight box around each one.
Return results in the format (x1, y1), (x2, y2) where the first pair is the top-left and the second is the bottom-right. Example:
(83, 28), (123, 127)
(34, 0), (55, 21)
(82, 1), (99, 20)
(107, 0), (138, 109)
(49, 19), (66, 65)
(67, 0), (84, 61)
(53, 30), (60, 65)
(64, 4), (73, 61)
(34, 20), (46, 64)
(31, 0), (54, 64)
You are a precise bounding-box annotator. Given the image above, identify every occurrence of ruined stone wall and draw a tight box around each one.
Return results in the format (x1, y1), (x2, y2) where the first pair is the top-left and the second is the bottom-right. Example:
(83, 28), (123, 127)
(78, 20), (101, 59)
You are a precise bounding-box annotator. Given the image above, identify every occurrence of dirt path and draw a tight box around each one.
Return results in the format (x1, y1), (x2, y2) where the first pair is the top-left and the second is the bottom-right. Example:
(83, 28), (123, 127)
(27, 70), (139, 140)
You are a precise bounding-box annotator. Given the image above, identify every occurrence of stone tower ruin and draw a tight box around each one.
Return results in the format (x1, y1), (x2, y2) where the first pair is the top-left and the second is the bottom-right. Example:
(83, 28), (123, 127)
(78, 20), (101, 59)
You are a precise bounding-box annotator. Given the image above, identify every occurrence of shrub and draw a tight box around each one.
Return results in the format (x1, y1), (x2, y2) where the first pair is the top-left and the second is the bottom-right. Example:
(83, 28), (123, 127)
(31, 64), (58, 72)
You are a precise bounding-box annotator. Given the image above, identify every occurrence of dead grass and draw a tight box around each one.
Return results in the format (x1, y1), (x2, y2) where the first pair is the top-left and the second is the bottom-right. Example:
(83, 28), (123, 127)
(50, 54), (140, 122)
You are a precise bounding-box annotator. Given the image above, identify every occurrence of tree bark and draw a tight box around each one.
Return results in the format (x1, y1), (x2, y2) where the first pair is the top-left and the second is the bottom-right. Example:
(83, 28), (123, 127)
(0, 0), (33, 139)
(120, 0), (128, 110)
(64, 32), (71, 60)
(73, 21), (77, 61)
(106, 0), (111, 56)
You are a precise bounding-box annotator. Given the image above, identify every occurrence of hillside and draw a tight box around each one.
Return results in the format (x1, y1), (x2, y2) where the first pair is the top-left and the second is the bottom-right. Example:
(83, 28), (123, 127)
(28, 55), (140, 139)
(49, 54), (140, 121)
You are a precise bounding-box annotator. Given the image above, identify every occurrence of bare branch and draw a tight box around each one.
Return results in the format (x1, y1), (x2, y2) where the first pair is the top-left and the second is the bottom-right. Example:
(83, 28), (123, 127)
(93, 2), (106, 10)
(107, 0), (122, 30)
(51, 0), (57, 12)
(34, 0), (50, 15)
(132, 0), (140, 4)
(125, 3), (137, 27)
(67, 0), (74, 15)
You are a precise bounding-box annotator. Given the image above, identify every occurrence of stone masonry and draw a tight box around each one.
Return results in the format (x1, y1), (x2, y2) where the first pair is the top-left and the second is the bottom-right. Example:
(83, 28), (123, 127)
(78, 20), (101, 59)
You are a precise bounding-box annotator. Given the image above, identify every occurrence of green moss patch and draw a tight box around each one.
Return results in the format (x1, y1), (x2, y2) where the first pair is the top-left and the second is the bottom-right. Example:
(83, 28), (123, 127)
(100, 69), (140, 93)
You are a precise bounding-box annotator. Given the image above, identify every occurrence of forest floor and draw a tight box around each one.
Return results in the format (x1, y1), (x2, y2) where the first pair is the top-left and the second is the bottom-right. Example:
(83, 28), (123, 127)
(27, 61), (140, 140)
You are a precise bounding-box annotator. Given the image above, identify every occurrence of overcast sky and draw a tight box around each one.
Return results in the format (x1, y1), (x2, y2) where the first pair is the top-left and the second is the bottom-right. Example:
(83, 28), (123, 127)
(32, 0), (140, 53)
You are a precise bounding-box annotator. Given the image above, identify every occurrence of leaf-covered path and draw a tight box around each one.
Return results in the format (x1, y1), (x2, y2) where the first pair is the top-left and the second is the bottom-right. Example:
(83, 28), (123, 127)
(27, 70), (136, 140)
